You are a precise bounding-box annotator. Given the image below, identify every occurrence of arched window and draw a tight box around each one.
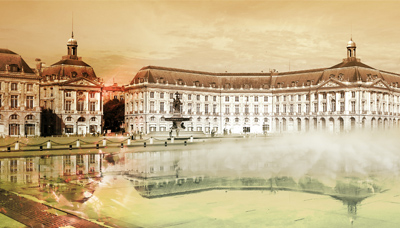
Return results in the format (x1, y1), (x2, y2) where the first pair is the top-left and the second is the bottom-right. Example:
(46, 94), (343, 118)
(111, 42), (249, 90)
(90, 117), (96, 121)
(254, 118), (259, 123)
(10, 114), (18, 120)
(26, 114), (34, 120)
(78, 117), (85, 122)
(66, 117), (72, 121)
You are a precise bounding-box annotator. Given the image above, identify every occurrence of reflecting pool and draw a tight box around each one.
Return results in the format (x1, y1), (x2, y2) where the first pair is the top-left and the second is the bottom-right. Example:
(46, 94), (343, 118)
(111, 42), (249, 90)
(1, 133), (400, 227)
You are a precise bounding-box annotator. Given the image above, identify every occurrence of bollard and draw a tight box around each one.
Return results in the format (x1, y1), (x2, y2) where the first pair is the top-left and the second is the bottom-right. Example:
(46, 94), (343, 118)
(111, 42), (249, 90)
(47, 140), (51, 149)
(69, 145), (72, 150)
(144, 142), (146, 147)
(76, 139), (80, 148)
(40, 145), (43, 151)
(171, 137), (174, 143)
(150, 137), (154, 144)
(7, 147), (10, 152)
(165, 142), (167, 147)
(96, 144), (99, 149)
(127, 139), (131, 145)
(121, 143), (124, 148)
(184, 141), (187, 146)
(103, 138), (106, 146)
(15, 141), (20, 150)
(190, 136), (193, 142)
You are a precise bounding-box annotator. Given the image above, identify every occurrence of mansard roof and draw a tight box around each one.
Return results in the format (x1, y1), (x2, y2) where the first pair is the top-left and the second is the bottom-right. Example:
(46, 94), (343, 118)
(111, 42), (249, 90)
(51, 59), (91, 67)
(129, 59), (400, 90)
(0, 48), (35, 74)
(42, 61), (97, 81)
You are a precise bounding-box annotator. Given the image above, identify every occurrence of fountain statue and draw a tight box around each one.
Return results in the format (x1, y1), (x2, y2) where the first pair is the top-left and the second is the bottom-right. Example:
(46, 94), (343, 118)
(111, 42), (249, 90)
(165, 92), (191, 137)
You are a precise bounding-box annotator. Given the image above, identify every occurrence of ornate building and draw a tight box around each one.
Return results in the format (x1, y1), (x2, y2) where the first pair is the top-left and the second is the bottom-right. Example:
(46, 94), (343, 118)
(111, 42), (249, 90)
(39, 33), (103, 135)
(124, 39), (400, 135)
(0, 49), (41, 137)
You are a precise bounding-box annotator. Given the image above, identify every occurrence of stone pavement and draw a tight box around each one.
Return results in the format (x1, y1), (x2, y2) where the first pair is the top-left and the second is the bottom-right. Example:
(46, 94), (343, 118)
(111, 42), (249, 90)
(0, 188), (105, 228)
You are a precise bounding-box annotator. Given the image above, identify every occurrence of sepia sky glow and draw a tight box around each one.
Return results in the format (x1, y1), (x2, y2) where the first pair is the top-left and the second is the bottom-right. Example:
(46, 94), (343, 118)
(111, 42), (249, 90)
(2, 1), (400, 85)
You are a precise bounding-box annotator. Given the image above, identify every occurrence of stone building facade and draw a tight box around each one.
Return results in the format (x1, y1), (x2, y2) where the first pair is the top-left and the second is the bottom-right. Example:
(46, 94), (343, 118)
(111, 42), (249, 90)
(39, 33), (103, 136)
(0, 49), (41, 137)
(124, 39), (400, 135)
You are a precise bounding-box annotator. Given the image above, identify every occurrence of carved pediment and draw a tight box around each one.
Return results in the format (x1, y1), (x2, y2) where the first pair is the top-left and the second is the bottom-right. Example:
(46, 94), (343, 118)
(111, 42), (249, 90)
(321, 81), (341, 88)
(63, 78), (100, 87)
(373, 81), (388, 89)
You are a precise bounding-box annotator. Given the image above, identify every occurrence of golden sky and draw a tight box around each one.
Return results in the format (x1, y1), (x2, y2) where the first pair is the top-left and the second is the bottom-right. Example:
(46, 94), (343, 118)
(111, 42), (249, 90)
(2, 1), (400, 85)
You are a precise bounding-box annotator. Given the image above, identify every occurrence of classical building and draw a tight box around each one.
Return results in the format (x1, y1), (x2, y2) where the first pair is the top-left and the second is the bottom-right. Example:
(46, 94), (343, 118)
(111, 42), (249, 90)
(39, 33), (103, 136)
(103, 83), (125, 103)
(124, 39), (400, 135)
(0, 49), (41, 137)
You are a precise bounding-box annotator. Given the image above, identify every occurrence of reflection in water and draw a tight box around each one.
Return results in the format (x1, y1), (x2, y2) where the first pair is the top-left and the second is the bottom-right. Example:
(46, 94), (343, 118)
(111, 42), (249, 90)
(1, 133), (400, 227)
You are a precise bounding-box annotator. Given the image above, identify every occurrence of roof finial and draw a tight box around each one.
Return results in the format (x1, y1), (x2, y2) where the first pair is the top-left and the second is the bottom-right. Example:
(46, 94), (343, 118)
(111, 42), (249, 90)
(72, 12), (74, 38)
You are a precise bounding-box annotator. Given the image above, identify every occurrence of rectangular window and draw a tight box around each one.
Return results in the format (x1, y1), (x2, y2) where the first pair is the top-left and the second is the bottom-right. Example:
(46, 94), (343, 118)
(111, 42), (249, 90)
(254, 96), (258, 102)
(351, 101), (356, 112)
(10, 160), (17, 173)
(254, 105), (259, 114)
(276, 104), (279, 113)
(205, 96), (208, 101)
(90, 92), (95, 98)
(235, 105), (239, 114)
(341, 92), (345, 98)
(306, 95), (310, 101)
(27, 84), (33, 92)
(290, 104), (294, 113)
(323, 93), (327, 99)
(77, 101), (84, 111)
(90, 102), (96, 111)
(11, 83), (17, 91)
(170, 93), (174, 99)
(306, 104), (310, 113)
(205, 104), (209, 114)
(26, 96), (33, 109)
(225, 105), (230, 114)
(65, 125), (73, 133)
(235, 96), (239, 102)
(314, 103), (318, 112)
(352, 92), (356, 98)
(298, 95), (301, 101)
(188, 94), (192, 100)
(340, 102), (345, 112)
(245, 105), (249, 114)
(50, 88), (53, 97)
(170, 103), (173, 113)
(66, 91), (71, 97)
(213, 104), (217, 114)
(297, 104), (301, 113)
(323, 103), (327, 112)
(196, 103), (201, 113)
(213, 96), (217, 102)
(283, 104), (287, 113)
(197, 95), (200, 101)
(26, 158), (33, 172)
(264, 105), (268, 113)
(314, 93), (318, 100)
(160, 102), (164, 112)
(160, 93), (164, 99)
(276, 96), (279, 102)
(76, 155), (84, 165)
(188, 103), (192, 114)
(225, 96), (229, 102)
(150, 101), (154, 112)
(65, 101), (71, 111)
(11, 95), (18, 108)
(264, 96), (268, 102)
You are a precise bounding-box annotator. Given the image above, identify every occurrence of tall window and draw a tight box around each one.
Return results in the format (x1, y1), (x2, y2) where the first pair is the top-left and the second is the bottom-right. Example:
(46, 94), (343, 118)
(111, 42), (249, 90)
(0, 94), (2, 108)
(264, 96), (268, 102)
(160, 92), (164, 99)
(66, 91), (72, 97)
(323, 103), (327, 112)
(340, 102), (345, 112)
(11, 95), (18, 108)
(160, 102), (164, 112)
(306, 104), (309, 113)
(89, 154), (96, 164)
(90, 92), (95, 98)
(65, 101), (71, 111)
(205, 104), (209, 114)
(254, 96), (258, 102)
(196, 103), (201, 113)
(254, 105), (259, 114)
(26, 158), (33, 172)
(188, 94), (192, 100)
(27, 84), (33, 92)
(197, 95), (200, 101)
(276, 104), (279, 113)
(330, 100), (336, 112)
(90, 102), (96, 111)
(298, 95), (301, 101)
(225, 96), (229, 102)
(213, 104), (217, 114)
(283, 104), (287, 113)
(235, 96), (239, 102)
(290, 104), (293, 113)
(188, 103), (192, 114)
(77, 101), (84, 111)
(297, 104), (301, 113)
(225, 105), (230, 114)
(314, 103), (318, 112)
(352, 91), (356, 98)
(10, 160), (17, 173)
(235, 105), (239, 114)
(170, 93), (174, 99)
(351, 101), (356, 112)
(150, 101), (155, 112)
(150, 92), (154, 98)
(11, 83), (17, 91)
(264, 105), (268, 113)
(50, 88), (53, 97)
(245, 105), (249, 114)
(205, 96), (208, 101)
(26, 96), (33, 109)
(213, 96), (217, 102)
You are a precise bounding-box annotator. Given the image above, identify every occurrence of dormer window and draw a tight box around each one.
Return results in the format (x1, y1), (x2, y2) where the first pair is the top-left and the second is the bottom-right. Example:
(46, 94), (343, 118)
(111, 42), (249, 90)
(263, 84), (269, 89)
(71, 72), (77, 78)
(224, 83), (230, 89)
(177, 79), (183, 85)
(210, 82), (216, 88)
(159, 77), (164, 83)
(194, 81), (200, 87)
(244, 84), (250, 89)
(338, 73), (344, 81)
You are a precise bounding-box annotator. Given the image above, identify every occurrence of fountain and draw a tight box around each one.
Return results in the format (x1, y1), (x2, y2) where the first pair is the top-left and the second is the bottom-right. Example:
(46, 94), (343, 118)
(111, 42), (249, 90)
(165, 92), (191, 138)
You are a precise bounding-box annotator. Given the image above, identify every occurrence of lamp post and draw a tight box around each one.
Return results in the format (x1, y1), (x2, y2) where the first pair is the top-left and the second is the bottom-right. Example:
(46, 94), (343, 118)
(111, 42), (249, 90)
(25, 121), (27, 138)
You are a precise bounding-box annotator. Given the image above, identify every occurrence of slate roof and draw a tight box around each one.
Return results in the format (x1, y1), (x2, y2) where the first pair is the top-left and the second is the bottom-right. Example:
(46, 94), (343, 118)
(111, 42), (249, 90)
(0, 48), (35, 74)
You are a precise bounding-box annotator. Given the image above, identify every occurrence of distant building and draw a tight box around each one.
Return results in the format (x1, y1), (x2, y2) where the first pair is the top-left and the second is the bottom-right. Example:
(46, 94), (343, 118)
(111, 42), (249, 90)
(39, 33), (103, 135)
(103, 83), (124, 103)
(0, 49), (41, 137)
(125, 39), (400, 134)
